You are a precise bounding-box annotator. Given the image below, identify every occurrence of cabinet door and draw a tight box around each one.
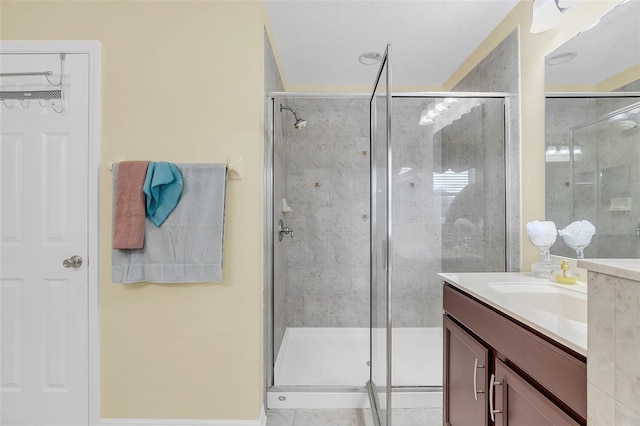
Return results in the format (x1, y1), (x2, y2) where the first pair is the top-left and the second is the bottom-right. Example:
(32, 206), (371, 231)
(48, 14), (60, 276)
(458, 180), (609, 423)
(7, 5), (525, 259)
(493, 359), (580, 426)
(444, 316), (489, 426)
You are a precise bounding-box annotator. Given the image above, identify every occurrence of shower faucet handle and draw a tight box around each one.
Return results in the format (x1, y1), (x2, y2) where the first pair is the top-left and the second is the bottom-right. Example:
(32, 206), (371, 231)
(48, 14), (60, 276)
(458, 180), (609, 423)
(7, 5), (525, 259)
(278, 219), (294, 241)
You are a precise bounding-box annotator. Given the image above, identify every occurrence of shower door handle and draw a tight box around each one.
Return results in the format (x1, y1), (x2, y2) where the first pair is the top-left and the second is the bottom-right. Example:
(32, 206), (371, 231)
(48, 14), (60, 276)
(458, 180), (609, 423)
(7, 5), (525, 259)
(381, 240), (387, 271)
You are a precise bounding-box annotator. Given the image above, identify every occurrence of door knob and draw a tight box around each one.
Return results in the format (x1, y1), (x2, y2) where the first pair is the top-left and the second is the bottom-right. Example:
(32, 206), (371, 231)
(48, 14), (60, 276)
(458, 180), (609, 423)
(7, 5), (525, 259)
(63, 255), (83, 268)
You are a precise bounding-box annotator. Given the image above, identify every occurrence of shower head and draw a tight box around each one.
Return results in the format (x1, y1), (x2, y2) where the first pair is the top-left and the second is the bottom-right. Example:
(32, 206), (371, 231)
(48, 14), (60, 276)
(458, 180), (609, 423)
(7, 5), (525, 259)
(294, 118), (307, 129)
(280, 104), (307, 129)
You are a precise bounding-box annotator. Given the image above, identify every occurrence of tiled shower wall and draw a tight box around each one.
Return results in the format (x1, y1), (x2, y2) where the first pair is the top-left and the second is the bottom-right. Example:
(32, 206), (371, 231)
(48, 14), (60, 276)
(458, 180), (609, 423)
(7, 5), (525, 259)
(436, 99), (507, 274)
(280, 98), (448, 328)
(279, 97), (507, 330)
(284, 99), (371, 328)
(453, 29), (521, 272)
(392, 100), (443, 328)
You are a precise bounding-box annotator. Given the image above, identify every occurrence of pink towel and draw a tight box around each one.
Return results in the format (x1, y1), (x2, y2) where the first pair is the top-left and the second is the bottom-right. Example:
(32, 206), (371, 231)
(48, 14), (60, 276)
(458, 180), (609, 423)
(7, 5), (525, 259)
(113, 161), (150, 249)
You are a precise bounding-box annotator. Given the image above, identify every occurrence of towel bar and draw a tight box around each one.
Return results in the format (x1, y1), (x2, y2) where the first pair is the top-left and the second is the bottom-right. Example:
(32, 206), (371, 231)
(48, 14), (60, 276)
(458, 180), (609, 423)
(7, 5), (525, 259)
(107, 159), (243, 180)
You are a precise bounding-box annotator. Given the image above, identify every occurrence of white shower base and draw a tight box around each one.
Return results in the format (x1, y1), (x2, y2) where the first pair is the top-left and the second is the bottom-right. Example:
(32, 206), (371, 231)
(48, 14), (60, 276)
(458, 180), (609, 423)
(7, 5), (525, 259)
(269, 327), (442, 409)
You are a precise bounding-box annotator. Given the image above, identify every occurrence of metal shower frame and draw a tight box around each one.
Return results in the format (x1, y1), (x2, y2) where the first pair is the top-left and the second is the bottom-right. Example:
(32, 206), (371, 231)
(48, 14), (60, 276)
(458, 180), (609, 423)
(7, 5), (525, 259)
(263, 85), (513, 422)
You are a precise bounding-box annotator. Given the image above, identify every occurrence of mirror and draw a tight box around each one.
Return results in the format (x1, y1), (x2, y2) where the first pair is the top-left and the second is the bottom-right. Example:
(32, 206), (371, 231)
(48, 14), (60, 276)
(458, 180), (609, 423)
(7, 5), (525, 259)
(545, 0), (640, 258)
(546, 0), (640, 92)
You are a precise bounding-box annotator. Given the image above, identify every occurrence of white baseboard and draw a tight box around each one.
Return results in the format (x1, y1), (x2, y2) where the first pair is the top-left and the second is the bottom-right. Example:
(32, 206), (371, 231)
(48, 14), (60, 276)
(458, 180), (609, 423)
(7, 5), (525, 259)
(101, 405), (267, 426)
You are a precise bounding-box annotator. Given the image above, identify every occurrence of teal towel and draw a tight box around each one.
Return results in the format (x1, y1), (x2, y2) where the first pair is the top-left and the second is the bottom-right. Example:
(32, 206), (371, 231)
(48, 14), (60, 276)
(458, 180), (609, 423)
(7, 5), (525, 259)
(143, 162), (183, 227)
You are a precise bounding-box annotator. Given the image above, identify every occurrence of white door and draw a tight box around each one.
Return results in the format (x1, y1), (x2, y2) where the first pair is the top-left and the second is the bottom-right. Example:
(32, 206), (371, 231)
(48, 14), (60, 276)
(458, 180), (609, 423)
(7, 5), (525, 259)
(1, 53), (90, 425)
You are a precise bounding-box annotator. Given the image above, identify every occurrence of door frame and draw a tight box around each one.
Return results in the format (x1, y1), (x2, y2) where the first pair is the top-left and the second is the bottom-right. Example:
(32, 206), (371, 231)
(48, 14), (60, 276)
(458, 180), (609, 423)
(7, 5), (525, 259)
(0, 40), (102, 425)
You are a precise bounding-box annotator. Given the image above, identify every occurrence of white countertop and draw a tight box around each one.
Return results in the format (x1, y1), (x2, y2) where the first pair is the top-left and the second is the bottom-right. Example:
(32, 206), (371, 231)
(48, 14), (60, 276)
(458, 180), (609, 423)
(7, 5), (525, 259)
(438, 272), (587, 356)
(577, 258), (640, 282)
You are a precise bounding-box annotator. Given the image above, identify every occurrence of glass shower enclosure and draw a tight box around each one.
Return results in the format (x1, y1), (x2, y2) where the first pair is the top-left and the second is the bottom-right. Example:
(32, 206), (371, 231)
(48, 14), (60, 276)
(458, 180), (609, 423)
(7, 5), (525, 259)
(368, 44), (392, 425)
(264, 46), (511, 426)
(366, 45), (510, 426)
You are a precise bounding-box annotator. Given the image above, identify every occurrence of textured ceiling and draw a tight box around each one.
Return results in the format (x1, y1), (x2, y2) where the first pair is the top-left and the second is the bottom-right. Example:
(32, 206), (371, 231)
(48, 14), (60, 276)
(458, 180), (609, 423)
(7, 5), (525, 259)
(545, 0), (640, 88)
(265, 0), (520, 89)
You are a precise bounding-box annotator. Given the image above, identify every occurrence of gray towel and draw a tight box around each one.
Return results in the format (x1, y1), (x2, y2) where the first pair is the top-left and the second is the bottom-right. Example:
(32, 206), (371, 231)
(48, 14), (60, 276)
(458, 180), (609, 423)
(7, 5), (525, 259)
(112, 163), (227, 283)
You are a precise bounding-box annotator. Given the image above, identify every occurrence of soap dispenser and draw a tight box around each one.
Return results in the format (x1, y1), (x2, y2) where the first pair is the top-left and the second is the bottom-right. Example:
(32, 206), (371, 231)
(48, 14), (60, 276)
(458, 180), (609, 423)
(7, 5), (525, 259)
(552, 260), (578, 284)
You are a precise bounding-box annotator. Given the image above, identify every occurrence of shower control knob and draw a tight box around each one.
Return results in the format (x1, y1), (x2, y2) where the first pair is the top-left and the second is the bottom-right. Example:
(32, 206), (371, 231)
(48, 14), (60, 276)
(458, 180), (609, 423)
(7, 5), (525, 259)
(278, 219), (294, 241)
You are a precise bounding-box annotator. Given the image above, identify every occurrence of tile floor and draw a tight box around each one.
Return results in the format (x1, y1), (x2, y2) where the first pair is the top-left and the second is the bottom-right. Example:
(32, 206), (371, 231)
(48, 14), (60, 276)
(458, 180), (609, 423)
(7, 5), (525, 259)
(265, 408), (442, 426)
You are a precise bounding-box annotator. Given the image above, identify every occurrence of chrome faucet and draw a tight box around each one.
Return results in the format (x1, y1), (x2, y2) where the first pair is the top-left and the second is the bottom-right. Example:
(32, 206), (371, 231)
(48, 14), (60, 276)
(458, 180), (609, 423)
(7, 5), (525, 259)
(278, 219), (294, 241)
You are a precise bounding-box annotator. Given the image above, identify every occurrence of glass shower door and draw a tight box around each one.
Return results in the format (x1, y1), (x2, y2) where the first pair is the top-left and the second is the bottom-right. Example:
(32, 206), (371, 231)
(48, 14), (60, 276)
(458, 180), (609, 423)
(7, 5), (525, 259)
(368, 44), (392, 426)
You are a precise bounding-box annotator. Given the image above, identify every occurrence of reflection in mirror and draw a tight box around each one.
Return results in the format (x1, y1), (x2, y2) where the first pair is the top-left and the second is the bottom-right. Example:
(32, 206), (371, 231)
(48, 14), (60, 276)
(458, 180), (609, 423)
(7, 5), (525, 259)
(426, 97), (509, 271)
(546, 0), (640, 92)
(545, 0), (640, 258)
(546, 96), (640, 258)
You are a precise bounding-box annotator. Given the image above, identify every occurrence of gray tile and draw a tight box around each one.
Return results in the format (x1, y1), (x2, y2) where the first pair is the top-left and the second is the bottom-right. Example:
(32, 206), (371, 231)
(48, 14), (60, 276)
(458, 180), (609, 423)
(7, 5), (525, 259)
(614, 277), (640, 411)
(266, 409), (296, 426)
(292, 409), (366, 426)
(587, 272), (615, 396)
(588, 383), (615, 426)
(267, 408), (443, 426)
(615, 401), (640, 426)
(392, 408), (443, 426)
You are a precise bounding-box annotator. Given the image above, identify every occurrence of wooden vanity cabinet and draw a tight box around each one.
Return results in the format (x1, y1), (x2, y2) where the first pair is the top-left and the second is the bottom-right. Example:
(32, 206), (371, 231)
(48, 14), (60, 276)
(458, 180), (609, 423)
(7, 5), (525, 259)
(444, 316), (489, 426)
(493, 359), (579, 426)
(443, 283), (586, 426)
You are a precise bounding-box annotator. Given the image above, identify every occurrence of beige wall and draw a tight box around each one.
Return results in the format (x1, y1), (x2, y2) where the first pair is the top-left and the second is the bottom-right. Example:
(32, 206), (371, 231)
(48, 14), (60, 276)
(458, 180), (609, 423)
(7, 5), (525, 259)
(1, 0), (266, 420)
(446, 0), (621, 270)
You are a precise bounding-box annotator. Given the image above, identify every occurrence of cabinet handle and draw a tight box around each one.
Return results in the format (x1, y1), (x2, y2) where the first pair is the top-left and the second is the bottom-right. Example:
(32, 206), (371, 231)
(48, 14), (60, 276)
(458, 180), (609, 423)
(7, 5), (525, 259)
(473, 358), (485, 401)
(489, 373), (502, 422)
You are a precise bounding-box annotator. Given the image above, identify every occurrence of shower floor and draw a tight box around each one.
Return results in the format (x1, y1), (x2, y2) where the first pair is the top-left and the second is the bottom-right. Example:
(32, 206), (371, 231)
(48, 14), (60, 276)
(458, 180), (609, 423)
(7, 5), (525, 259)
(274, 327), (443, 387)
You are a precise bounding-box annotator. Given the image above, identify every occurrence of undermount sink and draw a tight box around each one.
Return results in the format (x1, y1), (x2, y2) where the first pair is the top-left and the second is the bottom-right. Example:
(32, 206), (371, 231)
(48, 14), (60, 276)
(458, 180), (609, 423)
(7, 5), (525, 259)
(488, 282), (587, 323)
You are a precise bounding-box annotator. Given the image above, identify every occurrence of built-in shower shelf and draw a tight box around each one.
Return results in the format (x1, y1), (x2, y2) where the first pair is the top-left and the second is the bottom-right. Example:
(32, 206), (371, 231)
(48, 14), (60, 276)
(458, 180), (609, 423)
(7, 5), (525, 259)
(282, 198), (292, 213)
(608, 197), (632, 212)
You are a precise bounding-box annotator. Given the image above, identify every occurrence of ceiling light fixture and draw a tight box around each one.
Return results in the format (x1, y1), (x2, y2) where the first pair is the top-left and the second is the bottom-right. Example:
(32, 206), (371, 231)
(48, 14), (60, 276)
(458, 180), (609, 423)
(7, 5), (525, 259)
(620, 120), (638, 130)
(530, 0), (566, 33)
(581, 18), (600, 32)
(545, 52), (577, 65)
(358, 52), (382, 65)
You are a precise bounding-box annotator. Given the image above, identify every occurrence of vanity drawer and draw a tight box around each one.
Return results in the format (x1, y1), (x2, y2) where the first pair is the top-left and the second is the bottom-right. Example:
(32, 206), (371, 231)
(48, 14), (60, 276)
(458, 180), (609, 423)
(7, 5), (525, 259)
(443, 284), (587, 421)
